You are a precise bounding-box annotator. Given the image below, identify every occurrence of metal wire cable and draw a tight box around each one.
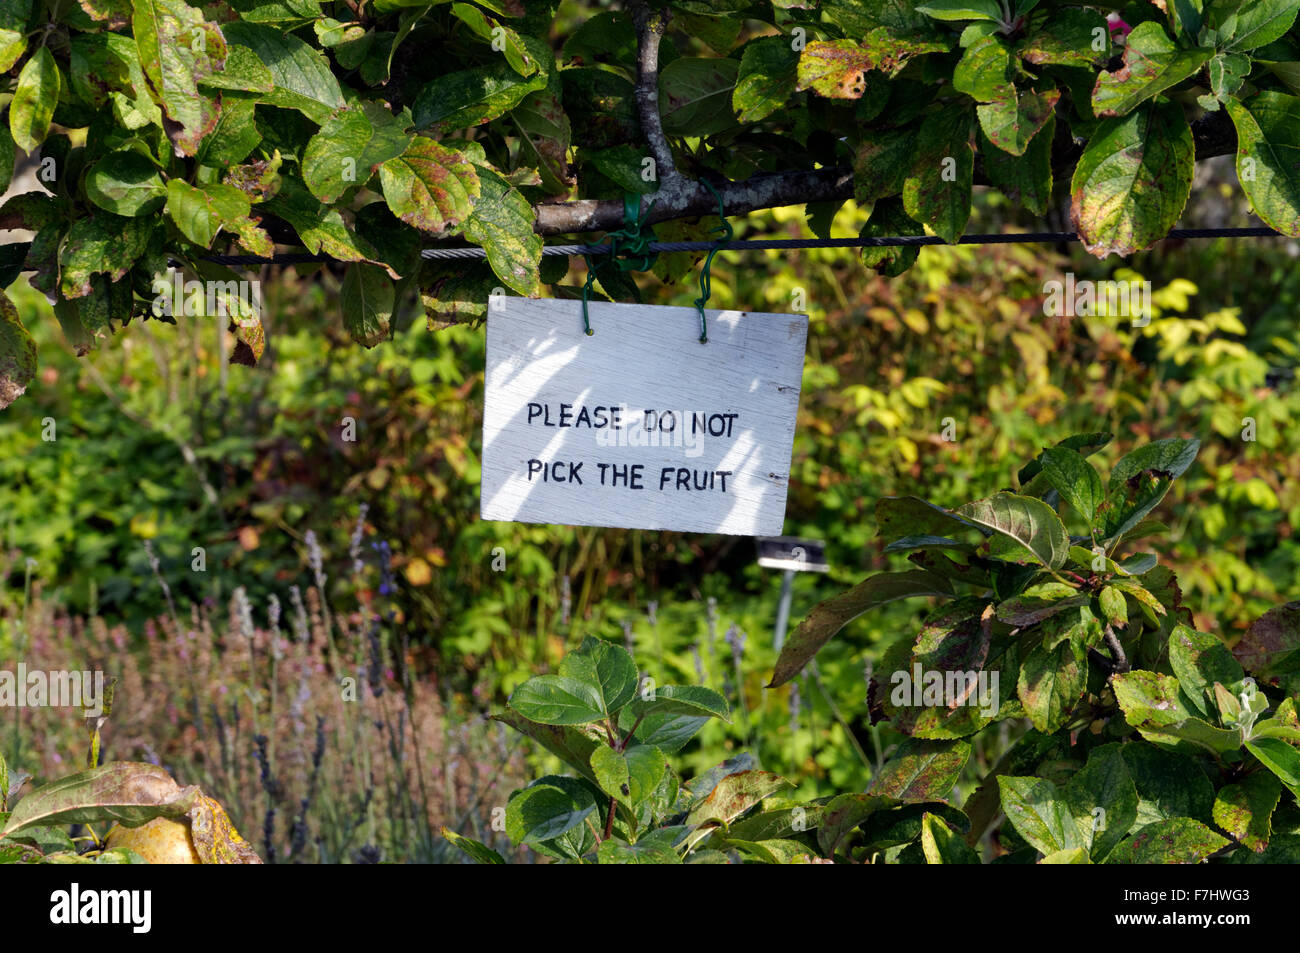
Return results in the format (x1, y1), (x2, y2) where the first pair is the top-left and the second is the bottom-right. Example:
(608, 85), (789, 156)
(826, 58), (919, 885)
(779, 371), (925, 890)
(198, 226), (1288, 266)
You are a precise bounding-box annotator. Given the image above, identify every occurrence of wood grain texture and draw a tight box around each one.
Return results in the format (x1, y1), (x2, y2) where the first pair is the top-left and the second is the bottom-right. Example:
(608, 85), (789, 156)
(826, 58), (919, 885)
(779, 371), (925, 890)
(481, 297), (808, 535)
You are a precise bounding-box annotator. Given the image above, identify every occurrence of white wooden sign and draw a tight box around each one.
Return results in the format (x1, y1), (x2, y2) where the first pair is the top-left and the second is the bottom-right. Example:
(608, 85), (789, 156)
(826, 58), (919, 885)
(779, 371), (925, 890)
(481, 297), (808, 535)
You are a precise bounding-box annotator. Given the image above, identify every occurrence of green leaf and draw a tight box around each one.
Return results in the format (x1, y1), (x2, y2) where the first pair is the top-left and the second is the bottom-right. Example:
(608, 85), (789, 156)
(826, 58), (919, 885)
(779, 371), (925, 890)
(818, 794), (896, 856)
(1063, 743), (1138, 862)
(303, 103), (413, 204)
(1207, 51), (1251, 105)
(980, 111), (1054, 215)
(0, 0), (32, 73)
(1070, 100), (1194, 258)
(1, 763), (196, 837)
(1106, 818), (1229, 864)
(59, 214), (154, 300)
(132, 0), (227, 155)
(921, 812), (981, 863)
(1018, 630), (1087, 734)
(559, 637), (639, 717)
(861, 801), (971, 853)
(1121, 743), (1215, 827)
(508, 674), (607, 726)
(626, 684), (729, 723)
(659, 57), (740, 137)
(504, 782), (595, 846)
(853, 126), (918, 204)
(1098, 585), (1128, 629)
(597, 827), (683, 864)
(411, 59), (546, 130)
(956, 492), (1069, 568)
(512, 88), (572, 194)
(1098, 438), (1200, 541)
(685, 771), (793, 828)
(195, 96), (261, 167)
(768, 569), (952, 687)
(449, 2), (539, 77)
(1211, 0), (1300, 52)
(1232, 601), (1300, 680)
(1018, 8), (1109, 68)
(339, 263), (394, 348)
(733, 36), (800, 123)
(1228, 92), (1300, 237)
(1168, 624), (1245, 719)
(492, 710), (601, 783)
(222, 21), (346, 123)
(1114, 670), (1242, 754)
(378, 136), (481, 236)
(591, 743), (665, 808)
(440, 827), (506, 864)
(978, 85), (1058, 157)
(198, 43), (274, 93)
(1091, 21), (1212, 118)
(997, 775), (1082, 855)
(1213, 771), (1282, 853)
(85, 151), (166, 217)
(902, 103), (974, 243)
(1040, 847), (1091, 863)
(166, 180), (251, 249)
(869, 738), (971, 801)
(916, 0), (1002, 22)
(1039, 447), (1105, 524)
(462, 167), (542, 296)
(9, 47), (60, 153)
(1246, 738), (1300, 798)
(953, 35), (1013, 102)
(859, 195), (925, 276)
(876, 495), (984, 542)
(0, 291), (37, 411)
(996, 582), (1087, 626)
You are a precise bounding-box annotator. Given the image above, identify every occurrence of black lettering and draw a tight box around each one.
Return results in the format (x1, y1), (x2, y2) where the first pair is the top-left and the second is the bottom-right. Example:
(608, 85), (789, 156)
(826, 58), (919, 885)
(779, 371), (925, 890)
(567, 461), (583, 484)
(559, 403), (573, 427)
(575, 405), (592, 427)
(527, 403), (543, 425)
(675, 468), (690, 490)
(526, 459), (543, 481)
(630, 465), (644, 489)
(597, 462), (610, 485)
(717, 470), (732, 492)
(659, 467), (674, 491)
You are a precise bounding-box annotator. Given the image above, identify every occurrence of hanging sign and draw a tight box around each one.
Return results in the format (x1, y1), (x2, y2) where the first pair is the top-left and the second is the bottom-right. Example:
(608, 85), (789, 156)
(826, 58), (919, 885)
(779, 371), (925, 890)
(481, 297), (808, 535)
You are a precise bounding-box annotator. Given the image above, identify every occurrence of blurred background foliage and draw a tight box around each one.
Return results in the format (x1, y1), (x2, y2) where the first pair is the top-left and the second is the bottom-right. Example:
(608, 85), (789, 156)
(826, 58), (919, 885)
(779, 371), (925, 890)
(3, 166), (1300, 849)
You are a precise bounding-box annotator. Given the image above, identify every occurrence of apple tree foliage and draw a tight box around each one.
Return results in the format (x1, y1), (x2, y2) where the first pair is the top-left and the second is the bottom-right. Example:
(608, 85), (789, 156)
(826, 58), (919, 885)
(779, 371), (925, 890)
(444, 437), (1300, 863)
(3, 1), (1300, 405)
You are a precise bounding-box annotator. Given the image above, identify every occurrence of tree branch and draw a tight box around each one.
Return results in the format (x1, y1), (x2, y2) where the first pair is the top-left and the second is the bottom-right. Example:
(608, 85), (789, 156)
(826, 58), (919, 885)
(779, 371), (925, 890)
(531, 108), (1238, 237)
(628, 1), (686, 206)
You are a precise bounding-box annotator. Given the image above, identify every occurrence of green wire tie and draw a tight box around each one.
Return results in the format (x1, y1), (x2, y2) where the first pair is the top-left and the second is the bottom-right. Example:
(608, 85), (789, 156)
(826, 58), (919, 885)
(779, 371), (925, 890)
(581, 193), (658, 336)
(693, 180), (733, 344)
